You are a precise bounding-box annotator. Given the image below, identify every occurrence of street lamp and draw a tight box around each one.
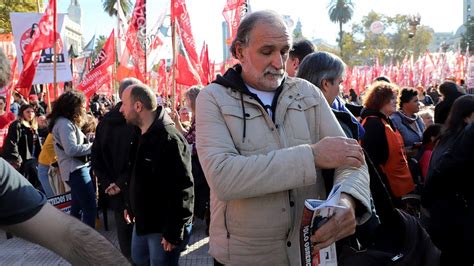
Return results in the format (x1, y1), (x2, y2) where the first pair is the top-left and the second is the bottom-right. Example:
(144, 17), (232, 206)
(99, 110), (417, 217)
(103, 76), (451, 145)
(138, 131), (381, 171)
(408, 14), (421, 38)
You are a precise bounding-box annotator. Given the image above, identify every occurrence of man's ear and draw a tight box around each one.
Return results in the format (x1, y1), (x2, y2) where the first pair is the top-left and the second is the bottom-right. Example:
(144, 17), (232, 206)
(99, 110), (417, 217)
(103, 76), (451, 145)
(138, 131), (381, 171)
(134, 101), (142, 112)
(293, 57), (300, 69)
(235, 42), (245, 60)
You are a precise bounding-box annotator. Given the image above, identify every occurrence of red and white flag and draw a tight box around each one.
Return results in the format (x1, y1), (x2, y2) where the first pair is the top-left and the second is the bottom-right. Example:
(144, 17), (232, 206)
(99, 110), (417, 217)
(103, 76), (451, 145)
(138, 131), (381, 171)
(125, 0), (146, 82)
(222, 0), (247, 49)
(16, 0), (58, 92)
(171, 0), (199, 66)
(77, 30), (115, 98)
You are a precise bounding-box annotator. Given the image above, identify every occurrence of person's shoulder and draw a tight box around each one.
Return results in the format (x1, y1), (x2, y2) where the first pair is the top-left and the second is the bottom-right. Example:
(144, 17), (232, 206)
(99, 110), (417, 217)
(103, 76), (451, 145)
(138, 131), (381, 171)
(286, 77), (325, 99)
(390, 112), (402, 123)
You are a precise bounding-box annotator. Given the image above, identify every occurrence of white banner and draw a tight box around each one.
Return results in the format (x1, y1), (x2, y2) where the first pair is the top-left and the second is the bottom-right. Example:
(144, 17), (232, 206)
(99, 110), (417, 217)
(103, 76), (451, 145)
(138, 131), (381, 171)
(10, 13), (72, 84)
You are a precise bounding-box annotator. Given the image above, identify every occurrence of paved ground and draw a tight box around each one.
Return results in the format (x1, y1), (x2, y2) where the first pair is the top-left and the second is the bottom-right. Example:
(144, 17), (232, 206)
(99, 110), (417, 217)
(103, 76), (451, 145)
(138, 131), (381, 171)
(0, 210), (213, 265)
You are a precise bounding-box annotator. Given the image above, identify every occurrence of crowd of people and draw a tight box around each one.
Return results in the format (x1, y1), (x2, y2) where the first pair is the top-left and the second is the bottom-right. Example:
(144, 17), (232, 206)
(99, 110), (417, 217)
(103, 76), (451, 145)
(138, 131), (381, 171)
(0, 9), (473, 266)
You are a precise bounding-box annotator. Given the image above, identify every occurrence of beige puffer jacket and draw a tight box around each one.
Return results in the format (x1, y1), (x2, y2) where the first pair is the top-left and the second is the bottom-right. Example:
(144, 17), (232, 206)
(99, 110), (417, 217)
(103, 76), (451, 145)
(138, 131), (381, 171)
(196, 76), (371, 265)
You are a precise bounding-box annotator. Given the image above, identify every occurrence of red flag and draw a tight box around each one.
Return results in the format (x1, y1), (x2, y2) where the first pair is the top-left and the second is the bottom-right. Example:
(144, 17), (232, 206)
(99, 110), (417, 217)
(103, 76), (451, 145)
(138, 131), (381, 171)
(222, 0), (247, 56)
(199, 42), (210, 85)
(77, 30), (115, 98)
(16, 0), (58, 92)
(125, 0), (146, 83)
(176, 53), (201, 86)
(171, 0), (199, 66)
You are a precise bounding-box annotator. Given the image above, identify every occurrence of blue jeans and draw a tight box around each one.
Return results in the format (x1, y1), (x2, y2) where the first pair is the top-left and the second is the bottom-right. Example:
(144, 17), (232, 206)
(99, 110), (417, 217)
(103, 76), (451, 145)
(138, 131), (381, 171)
(67, 166), (96, 228)
(37, 163), (54, 197)
(131, 224), (192, 266)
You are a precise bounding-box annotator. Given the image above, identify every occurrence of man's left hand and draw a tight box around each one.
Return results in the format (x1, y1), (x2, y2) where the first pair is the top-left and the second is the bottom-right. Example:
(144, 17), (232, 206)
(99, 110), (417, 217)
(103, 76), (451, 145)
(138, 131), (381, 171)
(310, 193), (356, 254)
(161, 237), (177, 252)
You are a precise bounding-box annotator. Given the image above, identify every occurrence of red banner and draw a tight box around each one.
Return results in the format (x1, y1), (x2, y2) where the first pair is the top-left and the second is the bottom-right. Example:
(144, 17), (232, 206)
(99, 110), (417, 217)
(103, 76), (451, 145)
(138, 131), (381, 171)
(171, 0), (199, 66)
(222, 0), (246, 49)
(77, 30), (115, 98)
(16, 0), (58, 91)
(125, 0), (146, 83)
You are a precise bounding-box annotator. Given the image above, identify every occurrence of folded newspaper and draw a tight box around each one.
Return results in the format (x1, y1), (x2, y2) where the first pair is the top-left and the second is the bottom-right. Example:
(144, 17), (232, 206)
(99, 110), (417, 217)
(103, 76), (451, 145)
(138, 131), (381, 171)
(300, 183), (346, 266)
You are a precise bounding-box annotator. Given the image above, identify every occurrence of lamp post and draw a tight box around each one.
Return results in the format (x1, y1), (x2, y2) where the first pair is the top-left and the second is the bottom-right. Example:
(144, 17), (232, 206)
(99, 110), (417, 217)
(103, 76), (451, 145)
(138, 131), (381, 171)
(408, 14), (421, 38)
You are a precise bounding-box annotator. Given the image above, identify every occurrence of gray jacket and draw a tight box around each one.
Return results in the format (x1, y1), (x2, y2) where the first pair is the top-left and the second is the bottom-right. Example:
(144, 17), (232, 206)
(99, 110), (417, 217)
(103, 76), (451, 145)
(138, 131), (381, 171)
(52, 117), (92, 181)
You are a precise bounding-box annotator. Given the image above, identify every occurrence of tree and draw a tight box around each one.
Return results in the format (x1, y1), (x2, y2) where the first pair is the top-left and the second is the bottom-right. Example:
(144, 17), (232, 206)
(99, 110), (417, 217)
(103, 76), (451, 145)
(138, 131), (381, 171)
(0, 0), (37, 33)
(328, 0), (354, 58)
(101, 0), (133, 17)
(461, 19), (474, 54)
(94, 35), (107, 54)
(342, 11), (433, 67)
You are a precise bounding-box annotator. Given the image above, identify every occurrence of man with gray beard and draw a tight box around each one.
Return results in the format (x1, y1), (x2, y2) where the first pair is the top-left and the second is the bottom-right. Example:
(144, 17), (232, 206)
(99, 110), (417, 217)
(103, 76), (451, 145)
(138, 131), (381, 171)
(196, 10), (371, 265)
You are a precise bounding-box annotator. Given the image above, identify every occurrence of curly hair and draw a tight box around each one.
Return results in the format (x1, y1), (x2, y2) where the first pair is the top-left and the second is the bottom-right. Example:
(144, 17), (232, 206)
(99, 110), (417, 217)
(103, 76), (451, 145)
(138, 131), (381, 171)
(398, 88), (418, 109)
(47, 90), (87, 132)
(362, 81), (399, 111)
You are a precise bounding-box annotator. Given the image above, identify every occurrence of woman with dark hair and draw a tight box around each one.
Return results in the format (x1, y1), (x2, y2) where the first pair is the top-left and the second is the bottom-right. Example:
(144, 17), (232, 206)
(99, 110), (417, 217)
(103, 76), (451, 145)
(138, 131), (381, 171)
(422, 95), (474, 265)
(434, 81), (464, 124)
(2, 104), (41, 187)
(391, 88), (425, 161)
(360, 82), (414, 204)
(49, 90), (96, 228)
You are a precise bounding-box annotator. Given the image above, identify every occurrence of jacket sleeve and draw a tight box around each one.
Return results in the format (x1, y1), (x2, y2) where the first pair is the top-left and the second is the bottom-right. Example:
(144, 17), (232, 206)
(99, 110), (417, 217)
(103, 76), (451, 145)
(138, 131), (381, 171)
(54, 119), (92, 157)
(196, 86), (371, 223)
(2, 121), (21, 164)
(162, 127), (194, 245)
(317, 92), (371, 224)
(90, 122), (112, 189)
(196, 88), (318, 201)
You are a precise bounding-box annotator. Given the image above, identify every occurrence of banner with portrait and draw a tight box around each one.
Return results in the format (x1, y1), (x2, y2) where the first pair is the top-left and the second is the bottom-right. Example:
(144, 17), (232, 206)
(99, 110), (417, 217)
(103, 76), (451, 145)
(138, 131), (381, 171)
(10, 13), (72, 85)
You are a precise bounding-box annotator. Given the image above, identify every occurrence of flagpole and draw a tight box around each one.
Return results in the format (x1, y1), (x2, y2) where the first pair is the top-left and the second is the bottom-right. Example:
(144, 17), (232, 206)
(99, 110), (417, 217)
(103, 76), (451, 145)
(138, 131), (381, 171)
(144, 0), (148, 86)
(37, 0), (52, 111)
(171, 12), (177, 111)
(53, 0), (57, 99)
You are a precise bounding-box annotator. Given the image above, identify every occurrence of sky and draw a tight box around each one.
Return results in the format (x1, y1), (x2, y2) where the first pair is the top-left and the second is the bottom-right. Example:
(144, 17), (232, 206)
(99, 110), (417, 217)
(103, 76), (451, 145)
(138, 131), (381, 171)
(56, 0), (463, 63)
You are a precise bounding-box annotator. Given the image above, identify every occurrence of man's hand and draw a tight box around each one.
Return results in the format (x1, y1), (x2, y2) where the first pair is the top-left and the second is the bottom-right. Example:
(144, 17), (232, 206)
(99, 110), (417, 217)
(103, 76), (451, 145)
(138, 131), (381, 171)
(311, 137), (364, 169)
(161, 237), (177, 252)
(310, 193), (357, 254)
(123, 209), (133, 224)
(105, 183), (121, 195)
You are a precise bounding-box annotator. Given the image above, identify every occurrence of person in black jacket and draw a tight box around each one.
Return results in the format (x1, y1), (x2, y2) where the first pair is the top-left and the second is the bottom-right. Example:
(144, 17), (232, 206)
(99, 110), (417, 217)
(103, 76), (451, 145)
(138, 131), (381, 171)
(119, 83), (194, 266)
(2, 104), (41, 188)
(434, 81), (464, 124)
(91, 77), (142, 259)
(422, 95), (474, 265)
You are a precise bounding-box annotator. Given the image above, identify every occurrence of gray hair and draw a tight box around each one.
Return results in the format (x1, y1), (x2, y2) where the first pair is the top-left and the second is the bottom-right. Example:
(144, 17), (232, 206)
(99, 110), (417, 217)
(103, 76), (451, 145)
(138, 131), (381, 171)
(230, 10), (290, 58)
(184, 86), (201, 112)
(0, 48), (11, 88)
(128, 84), (157, 111)
(119, 77), (142, 99)
(297, 51), (346, 90)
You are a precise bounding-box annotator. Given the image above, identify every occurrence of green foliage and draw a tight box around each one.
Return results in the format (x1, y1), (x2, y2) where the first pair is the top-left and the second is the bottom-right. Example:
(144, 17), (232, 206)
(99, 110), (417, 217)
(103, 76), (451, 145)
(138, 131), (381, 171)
(101, 0), (133, 17)
(0, 0), (38, 33)
(327, 0), (354, 57)
(341, 11), (433, 67)
(94, 35), (107, 54)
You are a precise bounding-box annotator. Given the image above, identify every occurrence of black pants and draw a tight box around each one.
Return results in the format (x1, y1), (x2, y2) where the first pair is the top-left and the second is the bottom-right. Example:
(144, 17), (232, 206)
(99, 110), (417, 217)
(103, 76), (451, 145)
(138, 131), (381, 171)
(110, 196), (133, 259)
